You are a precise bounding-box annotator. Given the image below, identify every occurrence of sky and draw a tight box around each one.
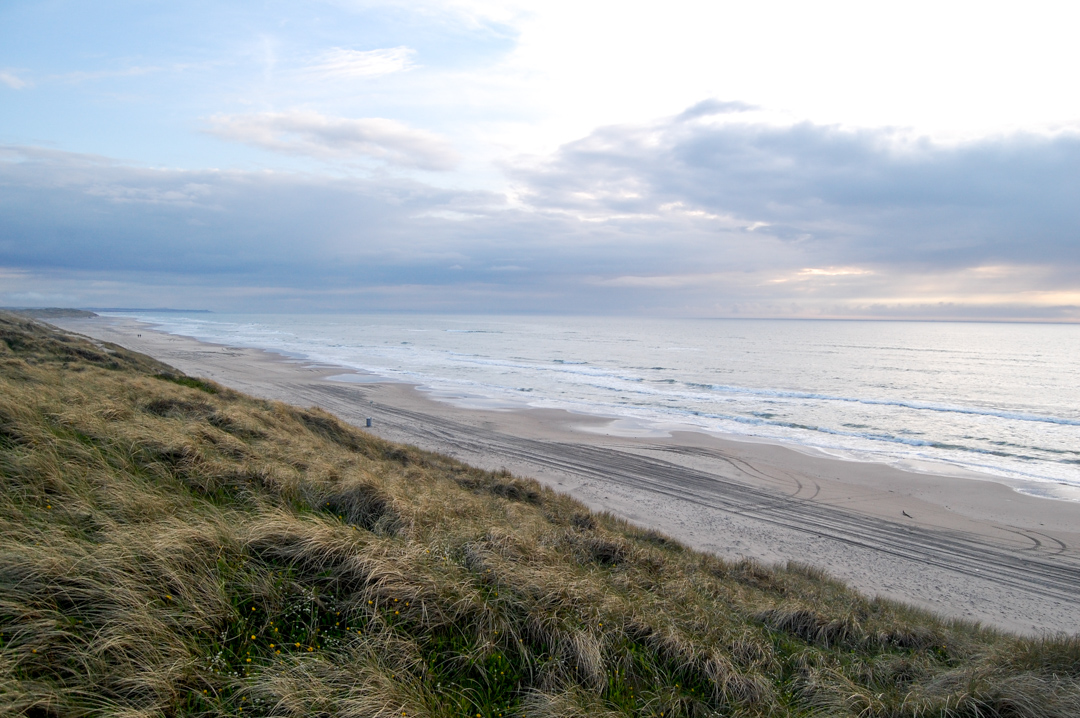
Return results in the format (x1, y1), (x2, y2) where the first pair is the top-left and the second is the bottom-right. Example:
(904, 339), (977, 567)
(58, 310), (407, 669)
(2, 0), (1079, 319)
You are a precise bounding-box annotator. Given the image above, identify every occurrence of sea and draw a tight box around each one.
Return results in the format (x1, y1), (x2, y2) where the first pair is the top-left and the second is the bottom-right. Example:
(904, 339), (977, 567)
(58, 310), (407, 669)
(112, 313), (1080, 501)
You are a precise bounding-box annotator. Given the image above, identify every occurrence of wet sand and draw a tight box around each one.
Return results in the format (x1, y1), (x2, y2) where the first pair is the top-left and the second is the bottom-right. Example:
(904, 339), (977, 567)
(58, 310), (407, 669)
(52, 315), (1080, 635)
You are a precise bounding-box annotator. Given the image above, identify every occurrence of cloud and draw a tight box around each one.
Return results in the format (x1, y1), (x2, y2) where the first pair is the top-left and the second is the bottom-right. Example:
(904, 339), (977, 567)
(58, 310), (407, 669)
(0, 144), (744, 311)
(206, 111), (459, 170)
(4, 98), (1080, 319)
(0, 145), (500, 276)
(676, 99), (756, 121)
(515, 108), (1080, 269)
(0, 70), (29, 89)
(306, 46), (416, 79)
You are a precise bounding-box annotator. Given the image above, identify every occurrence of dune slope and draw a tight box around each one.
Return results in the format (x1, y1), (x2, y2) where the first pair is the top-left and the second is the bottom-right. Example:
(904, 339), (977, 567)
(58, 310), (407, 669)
(1, 311), (1077, 718)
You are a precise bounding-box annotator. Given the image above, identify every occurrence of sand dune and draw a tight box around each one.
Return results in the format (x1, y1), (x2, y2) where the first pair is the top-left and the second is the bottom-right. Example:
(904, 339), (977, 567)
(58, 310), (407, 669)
(52, 315), (1080, 635)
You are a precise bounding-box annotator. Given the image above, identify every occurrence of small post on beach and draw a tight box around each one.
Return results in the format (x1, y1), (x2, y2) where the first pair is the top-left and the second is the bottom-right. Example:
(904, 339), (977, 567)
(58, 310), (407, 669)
(366, 417), (372, 427)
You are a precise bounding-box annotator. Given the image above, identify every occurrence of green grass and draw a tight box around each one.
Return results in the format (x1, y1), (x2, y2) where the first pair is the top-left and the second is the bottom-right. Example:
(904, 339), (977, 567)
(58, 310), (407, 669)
(1, 310), (1077, 717)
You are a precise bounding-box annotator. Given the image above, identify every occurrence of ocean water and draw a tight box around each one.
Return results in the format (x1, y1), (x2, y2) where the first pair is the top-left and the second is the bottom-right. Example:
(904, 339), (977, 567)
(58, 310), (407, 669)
(118, 313), (1080, 499)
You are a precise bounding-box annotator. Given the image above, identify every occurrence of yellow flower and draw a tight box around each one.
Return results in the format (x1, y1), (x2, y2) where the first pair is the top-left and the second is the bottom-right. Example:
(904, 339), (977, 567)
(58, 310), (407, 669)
(250, 635), (256, 640)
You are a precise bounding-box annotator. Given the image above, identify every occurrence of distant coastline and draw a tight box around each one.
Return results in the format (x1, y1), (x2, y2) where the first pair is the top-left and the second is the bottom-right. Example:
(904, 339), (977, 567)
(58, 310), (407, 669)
(2, 307), (213, 317)
(89, 307), (213, 313)
(4, 308), (99, 319)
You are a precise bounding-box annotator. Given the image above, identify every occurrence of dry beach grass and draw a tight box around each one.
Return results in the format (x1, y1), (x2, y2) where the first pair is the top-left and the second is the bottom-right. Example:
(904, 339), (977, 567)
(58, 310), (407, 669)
(1, 311), (1078, 717)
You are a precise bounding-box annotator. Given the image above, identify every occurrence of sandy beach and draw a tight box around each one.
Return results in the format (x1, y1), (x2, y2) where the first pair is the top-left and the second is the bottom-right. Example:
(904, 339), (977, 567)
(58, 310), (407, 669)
(51, 315), (1080, 635)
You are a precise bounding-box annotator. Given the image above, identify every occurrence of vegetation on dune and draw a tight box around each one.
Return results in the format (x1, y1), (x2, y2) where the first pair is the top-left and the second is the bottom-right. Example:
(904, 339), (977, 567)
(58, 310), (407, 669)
(0, 310), (1077, 718)
(5, 308), (98, 320)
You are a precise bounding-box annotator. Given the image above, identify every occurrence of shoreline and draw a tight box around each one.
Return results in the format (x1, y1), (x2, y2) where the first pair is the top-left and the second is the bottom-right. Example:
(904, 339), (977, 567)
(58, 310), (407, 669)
(50, 314), (1080, 635)
(101, 314), (1080, 504)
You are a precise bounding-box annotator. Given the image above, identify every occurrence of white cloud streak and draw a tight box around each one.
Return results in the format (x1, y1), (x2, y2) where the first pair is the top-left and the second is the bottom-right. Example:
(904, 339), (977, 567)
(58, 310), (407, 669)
(206, 110), (459, 170)
(307, 46), (416, 79)
(0, 70), (28, 89)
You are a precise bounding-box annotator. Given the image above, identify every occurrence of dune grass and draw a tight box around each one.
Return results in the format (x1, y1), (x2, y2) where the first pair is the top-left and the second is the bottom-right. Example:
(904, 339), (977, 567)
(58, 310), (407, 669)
(1, 310), (1077, 717)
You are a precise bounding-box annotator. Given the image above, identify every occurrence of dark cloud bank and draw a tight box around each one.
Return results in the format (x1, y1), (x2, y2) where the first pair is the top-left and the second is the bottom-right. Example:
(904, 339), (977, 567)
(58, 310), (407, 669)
(2, 106), (1079, 317)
